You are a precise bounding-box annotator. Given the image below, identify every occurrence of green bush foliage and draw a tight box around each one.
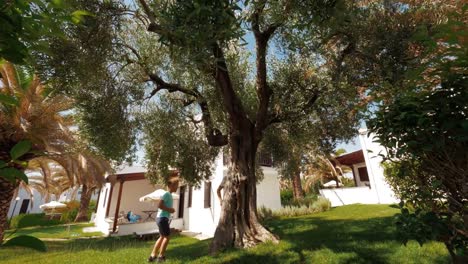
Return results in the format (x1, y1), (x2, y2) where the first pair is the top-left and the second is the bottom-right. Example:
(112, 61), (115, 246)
(368, 8), (467, 262)
(259, 197), (332, 221)
(60, 200), (81, 223)
(9, 213), (62, 229)
(280, 189), (294, 206)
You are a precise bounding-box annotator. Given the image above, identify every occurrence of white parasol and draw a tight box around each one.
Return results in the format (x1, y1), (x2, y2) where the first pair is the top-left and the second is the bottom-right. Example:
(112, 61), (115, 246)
(39, 201), (67, 209)
(139, 189), (179, 203)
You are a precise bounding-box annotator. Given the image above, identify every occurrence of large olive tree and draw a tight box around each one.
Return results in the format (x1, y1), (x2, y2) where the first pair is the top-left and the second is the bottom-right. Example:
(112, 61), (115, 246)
(37, 0), (456, 254)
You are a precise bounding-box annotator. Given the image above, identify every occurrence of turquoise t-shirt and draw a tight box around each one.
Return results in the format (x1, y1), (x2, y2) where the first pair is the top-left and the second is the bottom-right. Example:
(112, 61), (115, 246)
(157, 191), (173, 218)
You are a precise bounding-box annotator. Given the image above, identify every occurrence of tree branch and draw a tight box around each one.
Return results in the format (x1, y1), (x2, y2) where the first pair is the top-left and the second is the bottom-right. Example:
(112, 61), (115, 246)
(137, 0), (155, 22)
(212, 43), (251, 129)
(268, 91), (320, 125)
(147, 72), (228, 146)
(250, 1), (286, 138)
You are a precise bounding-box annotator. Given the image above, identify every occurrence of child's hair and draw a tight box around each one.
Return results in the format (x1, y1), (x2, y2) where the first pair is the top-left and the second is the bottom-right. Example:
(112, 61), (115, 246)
(167, 177), (179, 186)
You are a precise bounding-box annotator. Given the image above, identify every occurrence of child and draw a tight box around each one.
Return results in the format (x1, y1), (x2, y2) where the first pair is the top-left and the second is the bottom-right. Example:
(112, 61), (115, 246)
(148, 178), (179, 263)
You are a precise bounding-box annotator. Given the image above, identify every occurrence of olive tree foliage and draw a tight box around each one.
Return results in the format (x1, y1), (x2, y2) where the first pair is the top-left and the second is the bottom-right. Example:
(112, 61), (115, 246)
(140, 101), (219, 187)
(261, 56), (361, 197)
(33, 0), (142, 163)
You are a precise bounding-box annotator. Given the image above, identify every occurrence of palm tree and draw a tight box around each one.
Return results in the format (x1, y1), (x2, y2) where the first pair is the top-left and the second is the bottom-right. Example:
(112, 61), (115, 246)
(0, 62), (73, 242)
(26, 157), (73, 203)
(302, 152), (348, 192)
(57, 152), (110, 222)
(18, 152), (110, 222)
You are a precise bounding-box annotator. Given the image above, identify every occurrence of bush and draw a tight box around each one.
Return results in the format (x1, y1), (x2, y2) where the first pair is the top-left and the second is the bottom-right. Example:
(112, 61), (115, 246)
(60, 200), (80, 223)
(274, 197), (331, 218)
(9, 213), (62, 229)
(281, 188), (320, 208)
(310, 197), (332, 212)
(280, 189), (294, 206)
(258, 206), (275, 223)
(341, 177), (355, 187)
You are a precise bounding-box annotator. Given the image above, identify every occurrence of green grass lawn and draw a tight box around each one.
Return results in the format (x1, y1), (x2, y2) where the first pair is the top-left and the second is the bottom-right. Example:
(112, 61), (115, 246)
(0, 205), (450, 264)
(4, 223), (103, 240)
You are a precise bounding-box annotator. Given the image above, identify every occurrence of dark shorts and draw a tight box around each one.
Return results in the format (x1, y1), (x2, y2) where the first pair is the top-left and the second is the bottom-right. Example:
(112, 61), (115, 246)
(156, 217), (170, 237)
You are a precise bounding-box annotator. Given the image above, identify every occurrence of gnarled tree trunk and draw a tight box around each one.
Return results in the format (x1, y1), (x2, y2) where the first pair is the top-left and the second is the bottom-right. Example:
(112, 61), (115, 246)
(210, 127), (279, 254)
(292, 171), (304, 200)
(0, 176), (18, 243)
(74, 184), (93, 222)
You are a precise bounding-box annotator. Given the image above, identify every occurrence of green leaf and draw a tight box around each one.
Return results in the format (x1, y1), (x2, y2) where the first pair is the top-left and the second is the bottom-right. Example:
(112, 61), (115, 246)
(0, 168), (28, 184)
(71, 10), (94, 24)
(0, 160), (6, 169)
(10, 140), (32, 160)
(0, 94), (19, 106)
(2, 235), (47, 252)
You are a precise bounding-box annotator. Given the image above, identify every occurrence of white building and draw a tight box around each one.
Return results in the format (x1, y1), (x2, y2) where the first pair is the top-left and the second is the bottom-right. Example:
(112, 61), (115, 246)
(320, 128), (399, 207)
(7, 187), (46, 219)
(8, 185), (99, 219)
(93, 154), (282, 237)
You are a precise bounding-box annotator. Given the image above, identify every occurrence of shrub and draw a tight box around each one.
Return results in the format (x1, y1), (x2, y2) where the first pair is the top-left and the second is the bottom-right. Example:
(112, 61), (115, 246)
(60, 200), (80, 223)
(9, 213), (62, 229)
(258, 206), (275, 223)
(311, 197), (331, 212)
(274, 197), (332, 218)
(341, 177), (355, 187)
(280, 189), (294, 206)
(367, 15), (468, 262)
(87, 200), (97, 220)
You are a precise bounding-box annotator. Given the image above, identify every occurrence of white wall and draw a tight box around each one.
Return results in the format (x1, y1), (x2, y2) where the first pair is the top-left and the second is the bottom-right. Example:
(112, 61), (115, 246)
(59, 186), (99, 203)
(320, 186), (377, 207)
(8, 187), (47, 219)
(94, 183), (112, 235)
(183, 153), (282, 237)
(321, 130), (399, 206)
(107, 179), (163, 220)
(256, 167), (282, 210)
(358, 129), (399, 204)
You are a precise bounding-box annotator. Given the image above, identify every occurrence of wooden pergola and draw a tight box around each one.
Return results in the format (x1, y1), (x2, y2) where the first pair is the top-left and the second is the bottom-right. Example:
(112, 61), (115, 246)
(105, 171), (179, 233)
(334, 150), (366, 187)
(105, 172), (147, 233)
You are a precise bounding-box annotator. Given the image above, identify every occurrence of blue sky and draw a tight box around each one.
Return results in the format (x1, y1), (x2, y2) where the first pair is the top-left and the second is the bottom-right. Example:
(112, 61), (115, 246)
(336, 138), (361, 153)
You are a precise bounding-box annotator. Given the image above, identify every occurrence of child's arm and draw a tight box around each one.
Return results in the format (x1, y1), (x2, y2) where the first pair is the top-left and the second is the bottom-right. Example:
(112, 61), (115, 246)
(158, 199), (175, 213)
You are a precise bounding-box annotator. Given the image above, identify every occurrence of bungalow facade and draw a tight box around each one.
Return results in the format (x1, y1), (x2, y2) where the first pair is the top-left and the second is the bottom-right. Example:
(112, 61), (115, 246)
(320, 128), (399, 207)
(93, 153), (282, 237)
(8, 185), (99, 219)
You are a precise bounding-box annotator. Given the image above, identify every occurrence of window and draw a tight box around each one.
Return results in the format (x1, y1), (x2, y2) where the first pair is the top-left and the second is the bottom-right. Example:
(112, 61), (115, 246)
(19, 199), (30, 214)
(358, 167), (370, 182)
(178, 186), (186, 218)
(188, 186), (193, 208)
(204, 181), (211, 208)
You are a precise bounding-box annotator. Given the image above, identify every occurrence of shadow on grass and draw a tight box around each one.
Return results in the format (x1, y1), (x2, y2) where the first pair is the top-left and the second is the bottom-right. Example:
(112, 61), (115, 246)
(13, 207), (448, 264)
(263, 215), (449, 264)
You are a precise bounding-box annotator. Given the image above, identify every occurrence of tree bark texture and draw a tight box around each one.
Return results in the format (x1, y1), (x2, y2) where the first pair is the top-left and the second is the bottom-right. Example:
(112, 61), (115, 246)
(74, 184), (93, 222)
(210, 127), (279, 254)
(0, 176), (18, 243)
(292, 172), (305, 200)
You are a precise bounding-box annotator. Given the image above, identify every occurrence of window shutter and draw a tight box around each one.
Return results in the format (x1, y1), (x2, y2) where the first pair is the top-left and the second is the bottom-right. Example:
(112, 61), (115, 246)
(188, 186), (193, 208)
(204, 181), (211, 208)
